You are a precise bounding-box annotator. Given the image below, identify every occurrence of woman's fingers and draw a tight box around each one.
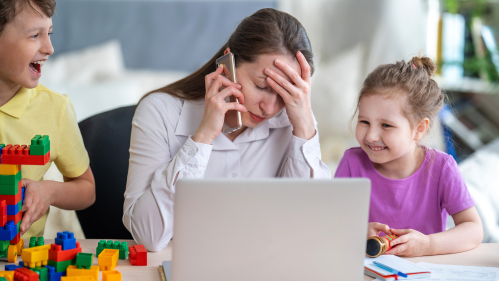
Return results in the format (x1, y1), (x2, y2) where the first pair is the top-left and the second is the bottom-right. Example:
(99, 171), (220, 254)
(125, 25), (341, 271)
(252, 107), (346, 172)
(205, 65), (224, 91)
(218, 86), (245, 104)
(266, 77), (292, 104)
(273, 58), (307, 88)
(265, 68), (299, 97)
(224, 102), (247, 113)
(296, 51), (311, 82)
(208, 75), (241, 98)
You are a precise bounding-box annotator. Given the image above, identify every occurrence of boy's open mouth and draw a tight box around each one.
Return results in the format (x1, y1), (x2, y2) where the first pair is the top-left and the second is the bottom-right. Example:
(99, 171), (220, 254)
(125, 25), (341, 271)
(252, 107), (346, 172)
(29, 61), (44, 74)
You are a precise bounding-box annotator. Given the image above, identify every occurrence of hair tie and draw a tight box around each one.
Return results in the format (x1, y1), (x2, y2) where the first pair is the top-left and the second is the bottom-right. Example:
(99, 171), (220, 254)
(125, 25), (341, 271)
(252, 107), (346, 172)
(412, 63), (417, 70)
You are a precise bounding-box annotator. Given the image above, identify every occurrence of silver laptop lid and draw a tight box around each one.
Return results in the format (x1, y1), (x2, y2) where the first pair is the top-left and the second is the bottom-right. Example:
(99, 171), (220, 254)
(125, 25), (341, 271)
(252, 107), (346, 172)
(172, 179), (370, 281)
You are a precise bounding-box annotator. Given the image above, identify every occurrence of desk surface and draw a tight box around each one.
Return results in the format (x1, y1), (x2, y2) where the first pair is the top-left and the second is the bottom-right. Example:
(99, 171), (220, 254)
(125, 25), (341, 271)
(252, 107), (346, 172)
(2, 240), (497, 281)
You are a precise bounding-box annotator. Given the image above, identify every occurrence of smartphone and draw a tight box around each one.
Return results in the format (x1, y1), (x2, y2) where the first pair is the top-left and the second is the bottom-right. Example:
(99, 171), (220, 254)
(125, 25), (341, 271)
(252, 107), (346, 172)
(216, 52), (242, 134)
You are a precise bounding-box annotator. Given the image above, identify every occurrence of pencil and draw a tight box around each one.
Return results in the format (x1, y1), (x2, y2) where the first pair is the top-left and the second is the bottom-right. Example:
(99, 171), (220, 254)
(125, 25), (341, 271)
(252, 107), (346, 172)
(159, 265), (167, 281)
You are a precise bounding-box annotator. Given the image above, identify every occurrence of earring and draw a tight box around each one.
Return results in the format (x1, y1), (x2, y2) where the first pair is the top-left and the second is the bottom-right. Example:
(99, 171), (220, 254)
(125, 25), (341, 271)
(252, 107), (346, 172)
(414, 139), (418, 144)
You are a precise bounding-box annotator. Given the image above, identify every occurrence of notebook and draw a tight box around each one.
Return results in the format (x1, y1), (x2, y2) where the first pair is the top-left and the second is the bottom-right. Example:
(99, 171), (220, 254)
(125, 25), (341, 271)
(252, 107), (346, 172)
(364, 255), (431, 280)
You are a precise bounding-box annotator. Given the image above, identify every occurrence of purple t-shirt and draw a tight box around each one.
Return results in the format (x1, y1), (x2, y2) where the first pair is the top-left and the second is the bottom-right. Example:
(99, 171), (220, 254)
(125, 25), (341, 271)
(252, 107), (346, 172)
(334, 147), (474, 235)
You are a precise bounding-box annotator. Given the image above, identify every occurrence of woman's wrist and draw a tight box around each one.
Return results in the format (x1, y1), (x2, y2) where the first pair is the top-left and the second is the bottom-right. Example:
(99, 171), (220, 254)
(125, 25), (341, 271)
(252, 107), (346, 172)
(192, 130), (214, 145)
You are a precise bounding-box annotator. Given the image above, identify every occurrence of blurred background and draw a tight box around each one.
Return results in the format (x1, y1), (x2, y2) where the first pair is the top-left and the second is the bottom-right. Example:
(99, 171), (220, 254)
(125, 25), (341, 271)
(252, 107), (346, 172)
(40, 0), (499, 243)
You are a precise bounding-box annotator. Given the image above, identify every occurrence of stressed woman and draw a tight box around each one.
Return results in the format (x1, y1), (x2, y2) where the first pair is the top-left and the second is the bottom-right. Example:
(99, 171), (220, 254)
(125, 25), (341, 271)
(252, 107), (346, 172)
(123, 8), (331, 251)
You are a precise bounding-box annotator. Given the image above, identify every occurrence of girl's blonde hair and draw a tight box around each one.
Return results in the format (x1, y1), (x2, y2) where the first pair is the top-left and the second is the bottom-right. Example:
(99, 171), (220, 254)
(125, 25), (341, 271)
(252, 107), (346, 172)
(352, 56), (444, 136)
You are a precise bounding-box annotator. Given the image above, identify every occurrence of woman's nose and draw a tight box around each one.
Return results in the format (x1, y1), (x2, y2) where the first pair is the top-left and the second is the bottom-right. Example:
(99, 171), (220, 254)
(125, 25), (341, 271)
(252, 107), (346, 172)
(259, 94), (277, 115)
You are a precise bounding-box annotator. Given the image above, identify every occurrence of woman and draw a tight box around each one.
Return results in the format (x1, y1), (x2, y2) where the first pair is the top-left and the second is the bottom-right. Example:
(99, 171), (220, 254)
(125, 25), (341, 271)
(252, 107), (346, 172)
(123, 8), (331, 251)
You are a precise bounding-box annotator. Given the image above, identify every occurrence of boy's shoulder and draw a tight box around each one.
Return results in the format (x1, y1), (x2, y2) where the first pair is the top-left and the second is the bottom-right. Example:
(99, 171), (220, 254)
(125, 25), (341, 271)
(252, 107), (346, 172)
(31, 84), (69, 104)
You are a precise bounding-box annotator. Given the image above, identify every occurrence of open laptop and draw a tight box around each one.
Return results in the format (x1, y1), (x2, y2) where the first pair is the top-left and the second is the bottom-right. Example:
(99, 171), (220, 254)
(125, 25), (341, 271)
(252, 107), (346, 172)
(172, 179), (370, 281)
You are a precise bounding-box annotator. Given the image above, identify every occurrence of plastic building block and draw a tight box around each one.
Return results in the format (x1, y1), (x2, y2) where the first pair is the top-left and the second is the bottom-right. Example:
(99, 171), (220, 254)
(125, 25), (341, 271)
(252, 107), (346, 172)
(96, 240), (128, 260)
(10, 232), (21, 246)
(128, 245), (147, 266)
(0, 144), (50, 166)
(0, 171), (21, 185)
(0, 241), (8, 252)
(54, 232), (75, 251)
(16, 240), (23, 255)
(0, 222), (17, 241)
(45, 265), (65, 281)
(29, 237), (44, 248)
(13, 267), (38, 281)
(0, 201), (6, 228)
(22, 245), (50, 268)
(4, 261), (24, 271)
(0, 271), (14, 281)
(102, 270), (121, 281)
(74, 253), (93, 269)
(97, 249), (118, 271)
(31, 267), (47, 281)
(48, 243), (81, 262)
(65, 266), (98, 280)
(47, 260), (74, 273)
(0, 181), (21, 196)
(8, 211), (22, 225)
(6, 201), (21, 216)
(0, 165), (20, 176)
(60, 277), (95, 281)
(29, 136), (50, 156)
(0, 192), (21, 207)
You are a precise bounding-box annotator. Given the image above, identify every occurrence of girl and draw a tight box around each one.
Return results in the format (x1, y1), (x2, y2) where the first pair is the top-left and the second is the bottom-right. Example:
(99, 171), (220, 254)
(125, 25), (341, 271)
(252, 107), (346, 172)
(124, 8), (331, 251)
(335, 56), (483, 257)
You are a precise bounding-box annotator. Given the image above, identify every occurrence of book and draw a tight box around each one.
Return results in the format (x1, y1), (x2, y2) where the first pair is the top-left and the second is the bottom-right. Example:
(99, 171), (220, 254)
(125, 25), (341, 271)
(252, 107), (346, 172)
(364, 255), (431, 280)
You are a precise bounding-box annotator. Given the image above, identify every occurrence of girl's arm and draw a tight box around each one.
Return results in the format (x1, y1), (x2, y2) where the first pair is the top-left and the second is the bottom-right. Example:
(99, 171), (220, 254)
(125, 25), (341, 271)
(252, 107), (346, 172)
(387, 207), (483, 256)
(427, 206), (483, 255)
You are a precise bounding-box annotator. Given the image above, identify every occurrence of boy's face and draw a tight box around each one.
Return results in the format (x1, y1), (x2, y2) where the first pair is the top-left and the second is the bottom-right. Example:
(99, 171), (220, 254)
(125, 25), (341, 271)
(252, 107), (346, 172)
(0, 3), (54, 90)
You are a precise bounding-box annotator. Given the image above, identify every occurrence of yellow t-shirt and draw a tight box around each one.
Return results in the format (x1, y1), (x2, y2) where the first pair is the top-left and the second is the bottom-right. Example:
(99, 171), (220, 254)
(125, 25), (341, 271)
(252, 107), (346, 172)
(0, 84), (90, 238)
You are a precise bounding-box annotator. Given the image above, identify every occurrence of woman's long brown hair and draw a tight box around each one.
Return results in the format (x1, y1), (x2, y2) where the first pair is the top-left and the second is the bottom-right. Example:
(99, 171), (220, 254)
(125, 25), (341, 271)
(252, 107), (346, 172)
(142, 8), (314, 101)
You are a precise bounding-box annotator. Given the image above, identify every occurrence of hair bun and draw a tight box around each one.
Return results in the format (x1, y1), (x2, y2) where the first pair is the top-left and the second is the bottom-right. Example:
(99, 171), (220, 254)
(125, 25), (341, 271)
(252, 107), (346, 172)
(411, 56), (436, 77)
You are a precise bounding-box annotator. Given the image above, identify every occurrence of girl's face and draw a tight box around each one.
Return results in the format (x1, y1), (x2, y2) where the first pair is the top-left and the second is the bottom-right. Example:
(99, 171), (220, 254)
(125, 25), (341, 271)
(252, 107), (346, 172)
(235, 54), (300, 128)
(355, 94), (418, 165)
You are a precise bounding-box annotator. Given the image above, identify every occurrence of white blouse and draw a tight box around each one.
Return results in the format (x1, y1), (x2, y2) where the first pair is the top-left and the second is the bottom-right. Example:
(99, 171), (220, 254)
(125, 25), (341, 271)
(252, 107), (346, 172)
(123, 93), (331, 251)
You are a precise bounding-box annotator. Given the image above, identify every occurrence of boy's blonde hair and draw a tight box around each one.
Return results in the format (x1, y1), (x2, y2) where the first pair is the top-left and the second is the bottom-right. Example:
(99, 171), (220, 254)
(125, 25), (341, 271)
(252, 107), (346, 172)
(352, 56), (444, 136)
(0, 0), (55, 34)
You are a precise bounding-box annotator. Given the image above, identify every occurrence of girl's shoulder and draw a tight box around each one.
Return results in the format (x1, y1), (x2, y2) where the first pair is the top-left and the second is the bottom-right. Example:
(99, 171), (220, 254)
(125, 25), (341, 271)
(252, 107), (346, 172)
(425, 147), (457, 169)
(342, 147), (369, 161)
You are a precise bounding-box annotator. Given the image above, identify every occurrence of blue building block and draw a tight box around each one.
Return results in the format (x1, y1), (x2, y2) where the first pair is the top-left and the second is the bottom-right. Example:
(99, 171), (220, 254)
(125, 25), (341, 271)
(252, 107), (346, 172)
(46, 265), (65, 281)
(5, 261), (24, 271)
(55, 231), (76, 250)
(0, 221), (17, 241)
(6, 202), (20, 215)
(22, 187), (25, 201)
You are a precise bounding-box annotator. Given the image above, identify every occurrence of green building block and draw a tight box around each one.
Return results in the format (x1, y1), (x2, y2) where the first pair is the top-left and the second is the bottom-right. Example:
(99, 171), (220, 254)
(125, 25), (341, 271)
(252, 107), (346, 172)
(75, 253), (94, 269)
(0, 276), (7, 281)
(96, 240), (128, 260)
(0, 171), (21, 188)
(16, 221), (20, 234)
(36, 237), (44, 246)
(29, 237), (44, 248)
(48, 259), (75, 272)
(32, 266), (48, 281)
(0, 241), (9, 252)
(0, 144), (4, 148)
(29, 237), (36, 248)
(30, 135), (50, 156)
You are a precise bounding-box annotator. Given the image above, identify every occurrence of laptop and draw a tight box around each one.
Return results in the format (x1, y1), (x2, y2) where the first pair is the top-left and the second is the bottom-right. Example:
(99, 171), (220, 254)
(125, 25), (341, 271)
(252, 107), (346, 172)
(172, 179), (370, 281)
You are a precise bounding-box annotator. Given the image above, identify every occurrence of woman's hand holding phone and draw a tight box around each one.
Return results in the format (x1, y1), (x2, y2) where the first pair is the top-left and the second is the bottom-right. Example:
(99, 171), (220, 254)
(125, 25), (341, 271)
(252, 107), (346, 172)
(192, 65), (247, 145)
(265, 51), (316, 140)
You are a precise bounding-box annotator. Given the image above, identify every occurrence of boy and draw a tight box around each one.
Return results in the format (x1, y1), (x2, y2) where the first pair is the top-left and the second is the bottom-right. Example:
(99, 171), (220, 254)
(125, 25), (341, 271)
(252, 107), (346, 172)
(0, 0), (95, 238)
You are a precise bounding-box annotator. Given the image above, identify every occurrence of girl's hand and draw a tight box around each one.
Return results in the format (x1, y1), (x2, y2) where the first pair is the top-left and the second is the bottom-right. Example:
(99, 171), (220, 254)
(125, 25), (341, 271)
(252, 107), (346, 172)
(265, 51), (316, 140)
(367, 222), (391, 238)
(385, 228), (431, 257)
(192, 65), (248, 144)
(20, 178), (56, 235)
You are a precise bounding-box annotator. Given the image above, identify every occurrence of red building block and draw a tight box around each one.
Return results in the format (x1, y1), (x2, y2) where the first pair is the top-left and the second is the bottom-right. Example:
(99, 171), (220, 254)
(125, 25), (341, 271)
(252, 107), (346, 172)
(1, 145), (49, 166)
(49, 242), (82, 262)
(7, 210), (22, 225)
(10, 232), (20, 245)
(0, 200), (6, 227)
(128, 245), (147, 266)
(14, 267), (39, 281)
(0, 189), (22, 205)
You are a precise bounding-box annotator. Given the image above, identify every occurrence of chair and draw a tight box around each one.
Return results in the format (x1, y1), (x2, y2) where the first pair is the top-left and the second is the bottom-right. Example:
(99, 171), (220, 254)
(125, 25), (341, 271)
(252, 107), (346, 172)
(77, 105), (136, 239)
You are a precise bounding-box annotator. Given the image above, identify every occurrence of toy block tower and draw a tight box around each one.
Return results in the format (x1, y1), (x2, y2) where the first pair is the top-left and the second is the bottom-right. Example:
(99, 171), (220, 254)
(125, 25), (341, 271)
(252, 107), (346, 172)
(0, 135), (50, 262)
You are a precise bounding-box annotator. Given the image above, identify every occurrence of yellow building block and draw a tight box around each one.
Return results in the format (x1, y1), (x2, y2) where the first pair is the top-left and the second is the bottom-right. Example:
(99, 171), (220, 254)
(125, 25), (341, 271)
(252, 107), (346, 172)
(66, 265), (99, 280)
(7, 245), (17, 263)
(98, 249), (118, 271)
(0, 164), (20, 175)
(0, 271), (14, 281)
(61, 276), (96, 281)
(21, 244), (50, 268)
(102, 270), (122, 281)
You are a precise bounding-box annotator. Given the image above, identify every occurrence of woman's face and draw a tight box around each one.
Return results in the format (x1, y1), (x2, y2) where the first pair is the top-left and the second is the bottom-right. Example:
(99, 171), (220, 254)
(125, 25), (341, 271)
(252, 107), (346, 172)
(235, 53), (301, 128)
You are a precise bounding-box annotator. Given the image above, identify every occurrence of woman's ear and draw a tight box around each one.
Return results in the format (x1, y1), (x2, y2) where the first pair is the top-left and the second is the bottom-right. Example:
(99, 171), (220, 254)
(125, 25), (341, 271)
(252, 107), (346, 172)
(224, 48), (231, 55)
(415, 118), (430, 141)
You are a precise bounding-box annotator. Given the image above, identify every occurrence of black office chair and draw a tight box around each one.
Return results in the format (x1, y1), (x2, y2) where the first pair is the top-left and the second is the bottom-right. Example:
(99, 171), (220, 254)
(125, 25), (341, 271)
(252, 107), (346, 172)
(77, 105), (136, 239)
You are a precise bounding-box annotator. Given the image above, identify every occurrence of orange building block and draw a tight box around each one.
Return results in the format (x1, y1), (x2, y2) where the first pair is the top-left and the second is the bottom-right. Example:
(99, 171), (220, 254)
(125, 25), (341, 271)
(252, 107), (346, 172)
(98, 249), (118, 271)
(0, 164), (20, 175)
(0, 270), (14, 281)
(66, 265), (99, 280)
(61, 277), (96, 281)
(102, 270), (121, 281)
